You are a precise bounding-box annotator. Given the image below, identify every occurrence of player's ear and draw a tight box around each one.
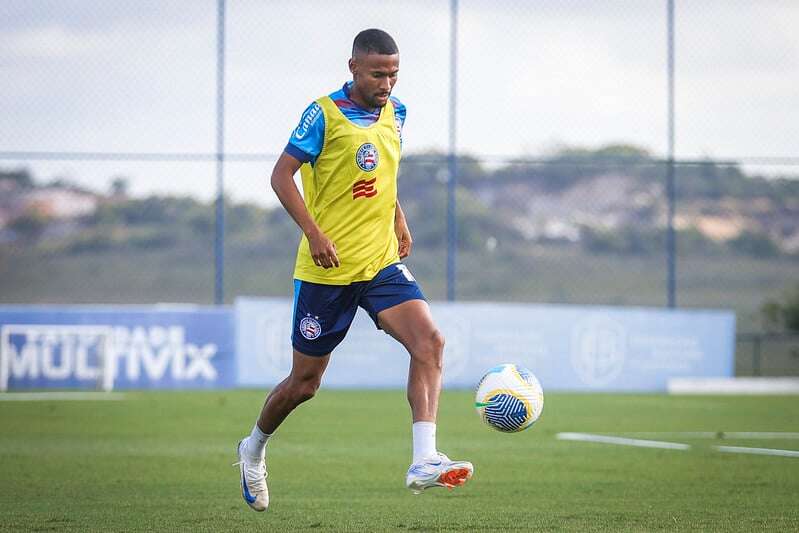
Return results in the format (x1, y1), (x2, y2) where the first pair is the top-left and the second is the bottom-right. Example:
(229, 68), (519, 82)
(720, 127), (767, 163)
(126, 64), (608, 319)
(348, 57), (357, 76)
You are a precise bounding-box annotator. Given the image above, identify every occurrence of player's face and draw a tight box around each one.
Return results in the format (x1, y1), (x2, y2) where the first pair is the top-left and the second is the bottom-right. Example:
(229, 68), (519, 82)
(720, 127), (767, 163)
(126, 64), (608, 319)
(349, 53), (399, 108)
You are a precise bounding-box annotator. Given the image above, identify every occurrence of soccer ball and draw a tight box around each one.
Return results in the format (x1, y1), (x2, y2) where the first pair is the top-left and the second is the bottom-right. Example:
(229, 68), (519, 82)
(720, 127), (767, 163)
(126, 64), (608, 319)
(474, 363), (544, 433)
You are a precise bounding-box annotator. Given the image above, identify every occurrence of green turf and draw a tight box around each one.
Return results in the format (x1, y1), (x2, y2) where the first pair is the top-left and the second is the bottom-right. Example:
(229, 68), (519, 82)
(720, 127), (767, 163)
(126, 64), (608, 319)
(1, 391), (798, 532)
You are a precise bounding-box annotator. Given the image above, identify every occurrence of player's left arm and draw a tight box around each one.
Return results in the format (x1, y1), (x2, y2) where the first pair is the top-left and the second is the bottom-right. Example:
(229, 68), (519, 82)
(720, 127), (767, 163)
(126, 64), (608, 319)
(395, 200), (412, 259)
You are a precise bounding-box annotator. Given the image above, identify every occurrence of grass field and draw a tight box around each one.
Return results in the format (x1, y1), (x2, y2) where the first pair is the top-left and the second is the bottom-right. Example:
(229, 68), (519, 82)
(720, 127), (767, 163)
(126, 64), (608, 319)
(1, 390), (798, 532)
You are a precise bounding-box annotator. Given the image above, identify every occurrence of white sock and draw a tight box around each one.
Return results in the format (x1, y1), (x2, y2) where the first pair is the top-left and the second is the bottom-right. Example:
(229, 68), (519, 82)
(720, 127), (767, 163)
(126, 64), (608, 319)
(244, 423), (271, 462)
(412, 421), (437, 463)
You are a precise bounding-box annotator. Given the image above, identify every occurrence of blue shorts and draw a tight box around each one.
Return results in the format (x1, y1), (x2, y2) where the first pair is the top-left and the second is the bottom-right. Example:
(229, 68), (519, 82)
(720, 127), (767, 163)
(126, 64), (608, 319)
(291, 262), (426, 356)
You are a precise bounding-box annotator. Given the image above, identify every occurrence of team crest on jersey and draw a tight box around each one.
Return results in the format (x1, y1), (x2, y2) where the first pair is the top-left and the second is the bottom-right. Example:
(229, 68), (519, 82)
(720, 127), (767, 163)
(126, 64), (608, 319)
(355, 143), (379, 172)
(299, 315), (322, 340)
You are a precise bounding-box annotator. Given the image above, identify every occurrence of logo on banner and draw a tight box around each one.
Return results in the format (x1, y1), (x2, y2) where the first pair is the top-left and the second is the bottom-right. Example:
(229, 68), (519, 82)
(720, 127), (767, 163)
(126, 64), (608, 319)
(0, 326), (113, 388)
(299, 315), (322, 340)
(570, 315), (626, 386)
(1, 324), (219, 387)
(355, 143), (379, 172)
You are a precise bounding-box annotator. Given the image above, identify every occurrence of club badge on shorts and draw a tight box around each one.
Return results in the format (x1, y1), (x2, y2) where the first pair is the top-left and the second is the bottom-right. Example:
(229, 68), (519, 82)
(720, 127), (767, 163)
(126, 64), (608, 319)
(299, 314), (322, 340)
(356, 143), (379, 172)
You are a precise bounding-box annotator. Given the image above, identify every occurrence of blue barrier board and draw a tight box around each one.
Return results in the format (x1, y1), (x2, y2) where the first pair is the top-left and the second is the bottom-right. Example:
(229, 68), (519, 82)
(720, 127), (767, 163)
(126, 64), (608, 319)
(236, 298), (735, 391)
(0, 306), (235, 390)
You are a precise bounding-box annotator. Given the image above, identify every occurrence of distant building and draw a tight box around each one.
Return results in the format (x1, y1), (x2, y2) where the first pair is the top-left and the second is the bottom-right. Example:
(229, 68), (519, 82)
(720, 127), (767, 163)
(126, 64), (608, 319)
(19, 187), (98, 219)
(0, 180), (98, 230)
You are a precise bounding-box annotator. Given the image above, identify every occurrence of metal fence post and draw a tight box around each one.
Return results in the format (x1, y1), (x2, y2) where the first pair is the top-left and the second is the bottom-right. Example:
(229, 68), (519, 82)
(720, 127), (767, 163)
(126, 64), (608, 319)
(666, 0), (676, 309)
(214, 0), (226, 305)
(447, 0), (459, 302)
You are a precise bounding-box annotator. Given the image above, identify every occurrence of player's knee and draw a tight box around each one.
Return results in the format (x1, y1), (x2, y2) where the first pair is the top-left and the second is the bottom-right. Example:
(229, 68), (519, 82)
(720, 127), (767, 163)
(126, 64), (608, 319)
(292, 384), (317, 404)
(432, 329), (445, 353)
(289, 376), (321, 404)
(413, 329), (444, 369)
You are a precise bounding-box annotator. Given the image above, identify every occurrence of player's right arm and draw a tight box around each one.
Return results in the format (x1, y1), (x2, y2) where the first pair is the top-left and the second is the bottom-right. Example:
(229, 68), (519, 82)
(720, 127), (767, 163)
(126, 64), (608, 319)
(270, 152), (339, 269)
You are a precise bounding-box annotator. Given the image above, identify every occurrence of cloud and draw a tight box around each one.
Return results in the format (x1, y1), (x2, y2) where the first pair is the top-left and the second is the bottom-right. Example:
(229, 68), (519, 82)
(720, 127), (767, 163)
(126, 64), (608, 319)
(1, 0), (797, 202)
(5, 25), (99, 59)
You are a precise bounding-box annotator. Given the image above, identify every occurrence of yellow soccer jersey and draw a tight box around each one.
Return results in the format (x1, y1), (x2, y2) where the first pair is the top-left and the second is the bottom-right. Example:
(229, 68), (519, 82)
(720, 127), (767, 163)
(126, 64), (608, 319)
(293, 96), (401, 284)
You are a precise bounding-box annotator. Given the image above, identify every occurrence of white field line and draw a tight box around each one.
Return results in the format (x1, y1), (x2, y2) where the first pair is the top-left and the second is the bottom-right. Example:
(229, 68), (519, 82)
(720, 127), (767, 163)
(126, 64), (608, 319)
(616, 432), (799, 440)
(714, 445), (799, 458)
(0, 392), (125, 401)
(556, 432), (690, 450)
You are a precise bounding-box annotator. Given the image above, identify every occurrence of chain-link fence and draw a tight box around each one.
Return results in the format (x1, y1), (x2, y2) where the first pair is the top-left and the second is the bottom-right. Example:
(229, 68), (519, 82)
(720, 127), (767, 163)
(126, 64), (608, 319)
(1, 1), (797, 372)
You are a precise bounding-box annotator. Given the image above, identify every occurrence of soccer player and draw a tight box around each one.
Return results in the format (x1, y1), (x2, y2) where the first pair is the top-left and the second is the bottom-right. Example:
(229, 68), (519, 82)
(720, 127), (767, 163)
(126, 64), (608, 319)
(234, 29), (473, 512)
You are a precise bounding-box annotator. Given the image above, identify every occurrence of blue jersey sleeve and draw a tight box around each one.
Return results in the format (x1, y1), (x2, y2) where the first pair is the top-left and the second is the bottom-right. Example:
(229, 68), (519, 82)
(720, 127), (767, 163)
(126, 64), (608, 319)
(390, 96), (406, 149)
(285, 102), (325, 164)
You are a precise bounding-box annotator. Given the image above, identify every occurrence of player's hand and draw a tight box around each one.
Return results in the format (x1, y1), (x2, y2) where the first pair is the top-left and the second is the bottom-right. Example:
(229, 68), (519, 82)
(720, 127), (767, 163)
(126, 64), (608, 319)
(308, 229), (339, 268)
(396, 221), (413, 259)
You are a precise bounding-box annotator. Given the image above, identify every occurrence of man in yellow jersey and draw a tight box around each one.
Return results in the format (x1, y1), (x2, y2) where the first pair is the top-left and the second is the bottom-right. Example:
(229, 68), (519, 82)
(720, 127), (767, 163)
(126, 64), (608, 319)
(234, 29), (473, 512)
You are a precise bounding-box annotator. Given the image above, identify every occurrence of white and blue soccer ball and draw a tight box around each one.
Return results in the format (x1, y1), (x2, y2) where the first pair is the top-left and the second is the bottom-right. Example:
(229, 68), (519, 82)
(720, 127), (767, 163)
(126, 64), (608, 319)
(474, 363), (544, 433)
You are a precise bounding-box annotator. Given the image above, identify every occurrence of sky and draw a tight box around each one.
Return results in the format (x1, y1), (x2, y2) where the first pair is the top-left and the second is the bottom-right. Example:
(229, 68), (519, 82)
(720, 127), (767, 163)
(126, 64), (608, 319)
(1, 0), (798, 205)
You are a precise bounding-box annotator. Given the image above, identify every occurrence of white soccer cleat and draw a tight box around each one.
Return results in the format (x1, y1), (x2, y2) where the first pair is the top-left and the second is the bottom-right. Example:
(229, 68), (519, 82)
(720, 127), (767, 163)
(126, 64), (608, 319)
(234, 440), (269, 512)
(405, 452), (473, 494)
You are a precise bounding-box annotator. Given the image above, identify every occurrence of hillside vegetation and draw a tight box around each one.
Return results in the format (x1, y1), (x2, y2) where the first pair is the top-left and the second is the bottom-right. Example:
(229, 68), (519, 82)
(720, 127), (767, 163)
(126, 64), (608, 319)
(1, 145), (797, 334)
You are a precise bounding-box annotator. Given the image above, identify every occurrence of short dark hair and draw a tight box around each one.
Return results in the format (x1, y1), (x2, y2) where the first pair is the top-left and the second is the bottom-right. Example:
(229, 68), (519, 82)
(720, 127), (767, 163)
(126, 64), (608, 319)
(352, 29), (398, 57)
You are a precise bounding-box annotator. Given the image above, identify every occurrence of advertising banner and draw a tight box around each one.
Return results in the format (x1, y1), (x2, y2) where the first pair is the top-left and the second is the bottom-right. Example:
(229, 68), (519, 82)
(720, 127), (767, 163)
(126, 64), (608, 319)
(0, 306), (235, 390)
(236, 298), (735, 392)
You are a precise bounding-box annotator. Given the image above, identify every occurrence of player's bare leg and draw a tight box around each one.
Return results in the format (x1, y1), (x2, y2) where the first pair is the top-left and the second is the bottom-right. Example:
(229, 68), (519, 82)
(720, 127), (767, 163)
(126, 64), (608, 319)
(257, 349), (330, 433)
(378, 299), (442, 423)
(378, 299), (473, 493)
(236, 350), (329, 511)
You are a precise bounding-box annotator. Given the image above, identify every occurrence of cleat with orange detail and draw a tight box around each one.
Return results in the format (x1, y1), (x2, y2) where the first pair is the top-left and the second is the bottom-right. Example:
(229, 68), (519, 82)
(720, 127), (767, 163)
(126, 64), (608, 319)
(405, 452), (473, 494)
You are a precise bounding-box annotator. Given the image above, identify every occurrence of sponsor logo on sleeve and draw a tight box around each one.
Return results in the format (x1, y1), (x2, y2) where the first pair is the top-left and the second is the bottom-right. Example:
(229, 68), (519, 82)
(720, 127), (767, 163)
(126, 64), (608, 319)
(293, 103), (322, 140)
